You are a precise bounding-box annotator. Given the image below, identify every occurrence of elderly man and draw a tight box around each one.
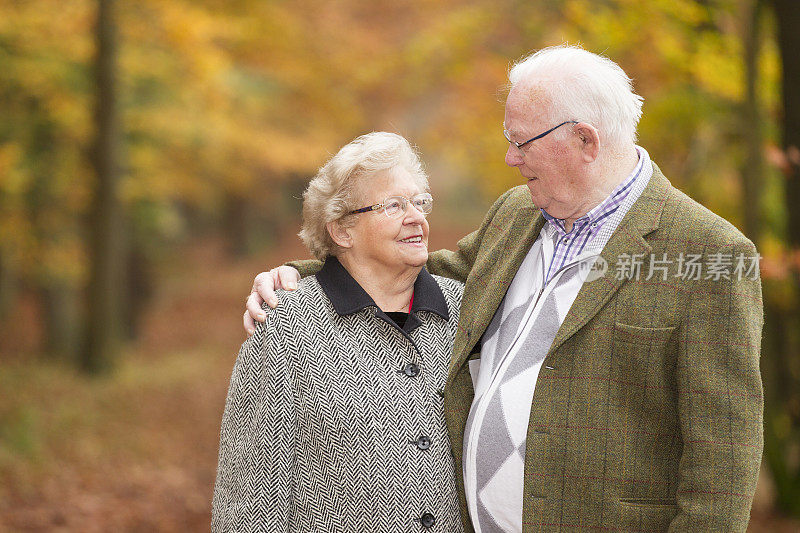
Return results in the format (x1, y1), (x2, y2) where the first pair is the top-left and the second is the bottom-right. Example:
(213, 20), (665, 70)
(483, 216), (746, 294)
(243, 46), (763, 532)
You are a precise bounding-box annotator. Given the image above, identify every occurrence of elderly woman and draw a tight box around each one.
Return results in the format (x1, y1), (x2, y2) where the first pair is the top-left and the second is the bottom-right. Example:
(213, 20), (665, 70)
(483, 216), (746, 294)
(212, 132), (464, 532)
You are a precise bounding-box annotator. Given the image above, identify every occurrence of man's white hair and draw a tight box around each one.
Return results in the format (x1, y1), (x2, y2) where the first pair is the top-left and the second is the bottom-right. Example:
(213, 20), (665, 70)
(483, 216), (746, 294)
(508, 45), (643, 149)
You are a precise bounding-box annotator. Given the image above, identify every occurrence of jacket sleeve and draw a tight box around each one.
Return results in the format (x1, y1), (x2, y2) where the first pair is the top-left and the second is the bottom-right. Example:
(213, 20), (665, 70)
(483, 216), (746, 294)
(669, 238), (764, 532)
(212, 311), (295, 532)
(285, 259), (322, 277)
(426, 187), (518, 282)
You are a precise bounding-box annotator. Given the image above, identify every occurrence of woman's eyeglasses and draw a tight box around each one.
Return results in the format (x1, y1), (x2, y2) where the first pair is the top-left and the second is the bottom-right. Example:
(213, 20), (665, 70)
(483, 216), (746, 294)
(349, 193), (434, 219)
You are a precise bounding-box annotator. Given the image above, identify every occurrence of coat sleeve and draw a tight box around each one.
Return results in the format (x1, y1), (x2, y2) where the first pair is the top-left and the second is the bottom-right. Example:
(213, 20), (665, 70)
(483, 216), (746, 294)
(669, 238), (764, 532)
(426, 187), (517, 282)
(212, 311), (296, 532)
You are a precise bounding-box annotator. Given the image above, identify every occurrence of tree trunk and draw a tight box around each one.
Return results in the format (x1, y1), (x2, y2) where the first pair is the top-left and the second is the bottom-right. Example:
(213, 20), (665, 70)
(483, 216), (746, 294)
(773, 0), (800, 248)
(740, 0), (764, 244)
(0, 250), (16, 320)
(764, 0), (800, 517)
(81, 0), (123, 373)
(40, 285), (80, 358)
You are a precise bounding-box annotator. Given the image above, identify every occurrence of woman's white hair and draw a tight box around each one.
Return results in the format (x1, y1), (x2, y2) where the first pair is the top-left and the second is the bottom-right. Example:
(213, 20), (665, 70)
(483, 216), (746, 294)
(299, 132), (429, 259)
(508, 45), (643, 149)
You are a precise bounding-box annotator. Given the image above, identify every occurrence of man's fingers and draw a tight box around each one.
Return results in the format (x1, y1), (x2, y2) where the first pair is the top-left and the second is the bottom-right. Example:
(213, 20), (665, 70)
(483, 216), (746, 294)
(275, 266), (300, 290)
(244, 266), (299, 336)
(243, 310), (256, 336)
(252, 271), (278, 309)
(246, 291), (268, 324)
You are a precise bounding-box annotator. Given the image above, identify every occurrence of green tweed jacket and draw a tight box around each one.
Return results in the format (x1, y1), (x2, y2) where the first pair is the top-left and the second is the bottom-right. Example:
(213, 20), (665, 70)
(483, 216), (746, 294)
(289, 163), (764, 532)
(427, 164), (764, 532)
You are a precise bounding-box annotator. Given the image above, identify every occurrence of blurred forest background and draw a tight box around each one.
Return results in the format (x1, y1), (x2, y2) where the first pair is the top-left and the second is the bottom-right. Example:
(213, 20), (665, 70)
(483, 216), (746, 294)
(1, 0), (799, 530)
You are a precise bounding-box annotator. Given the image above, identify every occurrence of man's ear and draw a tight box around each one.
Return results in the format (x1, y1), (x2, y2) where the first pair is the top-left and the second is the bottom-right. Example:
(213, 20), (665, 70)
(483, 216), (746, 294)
(327, 220), (354, 249)
(574, 122), (600, 162)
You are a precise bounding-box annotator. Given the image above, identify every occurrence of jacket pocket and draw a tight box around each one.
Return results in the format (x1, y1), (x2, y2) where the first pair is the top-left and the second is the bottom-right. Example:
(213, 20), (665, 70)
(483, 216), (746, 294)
(618, 499), (678, 530)
(612, 322), (676, 347)
(611, 323), (679, 409)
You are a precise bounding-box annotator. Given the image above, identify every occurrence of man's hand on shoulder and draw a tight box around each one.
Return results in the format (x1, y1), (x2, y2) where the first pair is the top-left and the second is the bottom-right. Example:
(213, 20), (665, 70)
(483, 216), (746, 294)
(244, 266), (301, 335)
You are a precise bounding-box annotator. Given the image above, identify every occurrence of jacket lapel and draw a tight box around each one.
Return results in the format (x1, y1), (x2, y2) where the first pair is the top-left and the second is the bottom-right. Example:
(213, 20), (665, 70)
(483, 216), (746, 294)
(451, 204), (546, 372)
(547, 167), (670, 356)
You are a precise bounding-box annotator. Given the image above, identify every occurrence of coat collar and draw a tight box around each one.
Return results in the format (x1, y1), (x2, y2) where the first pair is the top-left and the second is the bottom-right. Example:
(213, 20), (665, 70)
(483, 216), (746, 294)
(315, 256), (449, 323)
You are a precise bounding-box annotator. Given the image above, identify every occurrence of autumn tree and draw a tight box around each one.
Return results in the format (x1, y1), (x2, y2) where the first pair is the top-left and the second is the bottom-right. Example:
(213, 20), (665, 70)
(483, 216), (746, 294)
(763, 0), (800, 516)
(82, 0), (123, 372)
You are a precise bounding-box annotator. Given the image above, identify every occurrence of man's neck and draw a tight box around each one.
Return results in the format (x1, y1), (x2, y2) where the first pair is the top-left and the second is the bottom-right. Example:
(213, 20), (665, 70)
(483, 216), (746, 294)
(562, 145), (640, 231)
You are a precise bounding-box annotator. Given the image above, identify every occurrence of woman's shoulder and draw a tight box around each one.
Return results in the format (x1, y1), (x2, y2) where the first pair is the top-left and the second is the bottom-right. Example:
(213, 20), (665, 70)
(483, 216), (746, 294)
(247, 276), (332, 352)
(430, 274), (464, 314)
(262, 276), (328, 323)
(431, 274), (465, 294)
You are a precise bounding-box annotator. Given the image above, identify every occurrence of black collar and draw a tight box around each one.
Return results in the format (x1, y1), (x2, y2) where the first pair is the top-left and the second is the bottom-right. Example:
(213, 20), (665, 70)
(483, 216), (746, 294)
(315, 256), (449, 328)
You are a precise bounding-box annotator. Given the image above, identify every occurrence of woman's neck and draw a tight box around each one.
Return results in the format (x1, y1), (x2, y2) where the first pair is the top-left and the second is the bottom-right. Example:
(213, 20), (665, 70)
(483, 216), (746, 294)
(336, 255), (419, 313)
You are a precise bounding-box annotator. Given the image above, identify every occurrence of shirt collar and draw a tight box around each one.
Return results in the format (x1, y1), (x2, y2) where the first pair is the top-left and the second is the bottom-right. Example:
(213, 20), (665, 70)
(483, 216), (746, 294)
(541, 146), (646, 235)
(315, 256), (449, 321)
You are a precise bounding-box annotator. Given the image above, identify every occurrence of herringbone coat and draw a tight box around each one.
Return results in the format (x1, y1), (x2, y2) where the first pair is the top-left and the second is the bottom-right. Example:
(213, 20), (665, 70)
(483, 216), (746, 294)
(212, 259), (466, 532)
(427, 164), (764, 532)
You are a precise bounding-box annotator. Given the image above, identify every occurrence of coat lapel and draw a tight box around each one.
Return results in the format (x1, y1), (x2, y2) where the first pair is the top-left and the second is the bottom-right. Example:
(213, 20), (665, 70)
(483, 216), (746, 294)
(547, 167), (670, 356)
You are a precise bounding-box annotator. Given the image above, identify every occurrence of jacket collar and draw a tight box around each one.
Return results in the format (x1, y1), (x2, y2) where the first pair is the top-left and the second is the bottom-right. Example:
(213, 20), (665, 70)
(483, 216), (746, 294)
(545, 162), (669, 356)
(316, 256), (449, 323)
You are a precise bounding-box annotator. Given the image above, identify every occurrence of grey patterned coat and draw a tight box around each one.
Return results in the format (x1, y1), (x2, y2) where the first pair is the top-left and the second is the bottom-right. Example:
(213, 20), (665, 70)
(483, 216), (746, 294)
(212, 257), (466, 532)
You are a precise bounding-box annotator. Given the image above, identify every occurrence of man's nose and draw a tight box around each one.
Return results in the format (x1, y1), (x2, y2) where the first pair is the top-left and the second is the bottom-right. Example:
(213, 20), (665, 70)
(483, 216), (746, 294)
(505, 144), (523, 167)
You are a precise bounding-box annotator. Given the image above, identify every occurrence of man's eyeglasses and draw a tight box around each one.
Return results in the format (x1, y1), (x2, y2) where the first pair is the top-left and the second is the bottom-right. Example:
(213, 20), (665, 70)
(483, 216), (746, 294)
(349, 193), (433, 219)
(503, 120), (578, 152)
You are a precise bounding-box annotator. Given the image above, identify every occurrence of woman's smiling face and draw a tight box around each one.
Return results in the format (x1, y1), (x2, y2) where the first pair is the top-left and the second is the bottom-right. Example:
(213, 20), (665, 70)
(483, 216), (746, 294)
(343, 167), (430, 273)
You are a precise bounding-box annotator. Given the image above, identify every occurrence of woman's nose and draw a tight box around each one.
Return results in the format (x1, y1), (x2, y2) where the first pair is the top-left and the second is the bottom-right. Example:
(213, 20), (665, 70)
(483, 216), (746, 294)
(404, 202), (427, 222)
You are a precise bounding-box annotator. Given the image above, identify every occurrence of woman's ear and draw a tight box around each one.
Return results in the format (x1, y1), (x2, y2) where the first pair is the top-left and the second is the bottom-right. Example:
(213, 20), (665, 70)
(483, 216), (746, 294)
(327, 220), (354, 249)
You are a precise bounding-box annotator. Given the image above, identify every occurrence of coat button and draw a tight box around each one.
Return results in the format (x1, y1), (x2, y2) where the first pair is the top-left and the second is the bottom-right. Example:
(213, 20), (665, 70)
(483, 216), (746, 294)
(415, 435), (431, 450)
(420, 512), (435, 528)
(403, 363), (420, 377)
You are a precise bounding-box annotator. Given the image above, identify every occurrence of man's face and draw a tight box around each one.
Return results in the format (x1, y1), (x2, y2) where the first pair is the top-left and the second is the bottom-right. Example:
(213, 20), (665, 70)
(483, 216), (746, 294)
(503, 85), (591, 221)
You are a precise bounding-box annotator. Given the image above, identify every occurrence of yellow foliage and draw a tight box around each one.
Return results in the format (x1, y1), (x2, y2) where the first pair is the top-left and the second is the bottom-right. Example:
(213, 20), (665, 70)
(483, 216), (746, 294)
(0, 0), (785, 288)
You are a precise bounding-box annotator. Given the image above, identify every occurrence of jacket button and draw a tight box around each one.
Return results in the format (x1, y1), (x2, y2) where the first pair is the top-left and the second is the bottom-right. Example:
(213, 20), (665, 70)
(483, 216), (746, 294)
(435, 387), (445, 397)
(420, 513), (435, 528)
(403, 363), (420, 377)
(416, 435), (431, 450)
